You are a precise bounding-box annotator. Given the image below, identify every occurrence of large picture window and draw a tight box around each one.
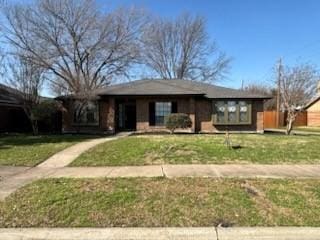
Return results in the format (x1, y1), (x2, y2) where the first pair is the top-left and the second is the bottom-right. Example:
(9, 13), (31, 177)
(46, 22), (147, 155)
(213, 101), (251, 125)
(155, 102), (172, 126)
(73, 100), (99, 125)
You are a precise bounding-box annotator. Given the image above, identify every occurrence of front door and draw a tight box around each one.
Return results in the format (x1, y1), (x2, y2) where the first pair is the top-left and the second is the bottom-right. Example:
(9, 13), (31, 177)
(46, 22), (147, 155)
(124, 104), (136, 130)
(117, 101), (136, 131)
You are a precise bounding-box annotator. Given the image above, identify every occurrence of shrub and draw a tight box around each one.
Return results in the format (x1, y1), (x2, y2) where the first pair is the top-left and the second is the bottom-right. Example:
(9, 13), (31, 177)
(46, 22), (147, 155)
(165, 113), (192, 134)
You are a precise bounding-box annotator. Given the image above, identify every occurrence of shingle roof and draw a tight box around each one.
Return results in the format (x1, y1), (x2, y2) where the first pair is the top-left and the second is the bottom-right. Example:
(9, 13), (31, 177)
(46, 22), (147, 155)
(95, 79), (270, 99)
(305, 95), (320, 109)
(0, 83), (23, 106)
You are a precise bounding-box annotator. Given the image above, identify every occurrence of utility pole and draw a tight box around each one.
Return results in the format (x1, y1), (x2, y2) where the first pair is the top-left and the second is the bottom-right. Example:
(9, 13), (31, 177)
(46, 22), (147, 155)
(276, 58), (282, 128)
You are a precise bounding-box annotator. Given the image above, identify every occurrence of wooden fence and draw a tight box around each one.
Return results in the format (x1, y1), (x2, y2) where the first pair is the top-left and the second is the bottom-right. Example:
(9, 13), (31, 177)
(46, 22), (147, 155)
(263, 111), (307, 129)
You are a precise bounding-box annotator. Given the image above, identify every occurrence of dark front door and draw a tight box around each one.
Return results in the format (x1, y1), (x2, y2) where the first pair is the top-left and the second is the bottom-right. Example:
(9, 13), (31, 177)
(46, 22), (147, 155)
(124, 104), (136, 130)
(117, 101), (136, 131)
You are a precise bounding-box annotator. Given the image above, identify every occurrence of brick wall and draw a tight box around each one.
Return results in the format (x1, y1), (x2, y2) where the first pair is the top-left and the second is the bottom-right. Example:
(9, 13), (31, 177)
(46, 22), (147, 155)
(136, 97), (192, 132)
(307, 100), (320, 127)
(62, 97), (265, 134)
(308, 112), (320, 127)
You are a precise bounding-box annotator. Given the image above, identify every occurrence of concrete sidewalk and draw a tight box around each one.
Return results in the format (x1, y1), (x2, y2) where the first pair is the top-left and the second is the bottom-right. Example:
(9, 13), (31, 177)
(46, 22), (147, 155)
(1, 227), (320, 240)
(0, 132), (132, 200)
(0, 167), (30, 181)
(2, 164), (320, 200)
(38, 132), (132, 168)
(47, 164), (320, 179)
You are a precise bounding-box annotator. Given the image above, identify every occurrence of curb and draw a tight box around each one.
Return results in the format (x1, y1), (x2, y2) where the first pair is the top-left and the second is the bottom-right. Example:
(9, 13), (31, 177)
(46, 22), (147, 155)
(1, 227), (320, 240)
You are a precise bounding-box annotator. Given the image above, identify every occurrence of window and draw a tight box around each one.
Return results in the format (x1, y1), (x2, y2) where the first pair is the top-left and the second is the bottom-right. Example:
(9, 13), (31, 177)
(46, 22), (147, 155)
(239, 101), (249, 123)
(216, 101), (225, 123)
(155, 102), (172, 126)
(73, 100), (99, 125)
(227, 101), (237, 123)
(213, 101), (251, 125)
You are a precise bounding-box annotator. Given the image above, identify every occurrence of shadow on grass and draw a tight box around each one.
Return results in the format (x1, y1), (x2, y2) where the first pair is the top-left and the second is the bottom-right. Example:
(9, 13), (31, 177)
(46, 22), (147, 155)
(0, 134), (101, 148)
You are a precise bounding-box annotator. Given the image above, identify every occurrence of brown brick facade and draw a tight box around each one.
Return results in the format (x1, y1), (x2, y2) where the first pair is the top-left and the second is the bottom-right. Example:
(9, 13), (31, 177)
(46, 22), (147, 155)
(62, 96), (265, 134)
(195, 99), (264, 133)
(307, 112), (320, 127)
(136, 97), (193, 132)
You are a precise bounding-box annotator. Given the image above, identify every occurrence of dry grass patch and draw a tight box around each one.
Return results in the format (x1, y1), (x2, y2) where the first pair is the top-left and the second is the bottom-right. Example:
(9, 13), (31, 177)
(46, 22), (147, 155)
(1, 178), (320, 227)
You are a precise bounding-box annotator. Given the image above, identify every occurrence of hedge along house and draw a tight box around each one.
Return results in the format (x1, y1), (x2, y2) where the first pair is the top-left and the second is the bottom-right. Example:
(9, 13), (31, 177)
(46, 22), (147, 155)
(58, 79), (270, 134)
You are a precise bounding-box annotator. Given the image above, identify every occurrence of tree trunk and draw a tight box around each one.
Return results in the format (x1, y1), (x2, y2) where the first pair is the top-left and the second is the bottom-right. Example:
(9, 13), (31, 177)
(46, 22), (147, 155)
(285, 111), (296, 135)
(31, 120), (39, 135)
(286, 118), (293, 135)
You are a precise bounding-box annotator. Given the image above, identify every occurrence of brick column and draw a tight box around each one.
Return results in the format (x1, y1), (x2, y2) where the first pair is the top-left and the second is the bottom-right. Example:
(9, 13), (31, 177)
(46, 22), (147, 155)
(189, 97), (196, 133)
(103, 97), (115, 134)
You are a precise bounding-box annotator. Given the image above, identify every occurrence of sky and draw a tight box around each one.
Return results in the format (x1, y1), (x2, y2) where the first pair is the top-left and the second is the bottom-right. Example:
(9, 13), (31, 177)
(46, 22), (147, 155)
(1, 0), (320, 94)
(105, 0), (320, 88)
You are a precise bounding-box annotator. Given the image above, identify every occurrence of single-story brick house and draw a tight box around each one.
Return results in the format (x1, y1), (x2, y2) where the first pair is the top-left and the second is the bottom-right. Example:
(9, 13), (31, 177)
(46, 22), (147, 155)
(58, 79), (270, 134)
(305, 95), (320, 127)
(0, 83), (31, 132)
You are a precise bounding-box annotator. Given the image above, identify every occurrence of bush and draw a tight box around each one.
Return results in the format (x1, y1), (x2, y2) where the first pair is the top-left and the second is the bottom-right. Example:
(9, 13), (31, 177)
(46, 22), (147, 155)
(165, 113), (192, 133)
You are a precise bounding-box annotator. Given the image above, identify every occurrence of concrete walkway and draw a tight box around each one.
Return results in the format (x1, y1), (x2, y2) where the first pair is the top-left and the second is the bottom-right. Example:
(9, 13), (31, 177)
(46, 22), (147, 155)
(0, 167), (30, 182)
(0, 132), (131, 200)
(38, 132), (132, 168)
(2, 163), (320, 200)
(1, 227), (320, 240)
(47, 164), (320, 179)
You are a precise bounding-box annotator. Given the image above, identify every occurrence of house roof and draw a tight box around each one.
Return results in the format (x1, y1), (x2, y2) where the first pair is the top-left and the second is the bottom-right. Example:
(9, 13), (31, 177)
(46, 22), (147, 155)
(0, 83), (23, 106)
(305, 95), (320, 109)
(95, 79), (270, 99)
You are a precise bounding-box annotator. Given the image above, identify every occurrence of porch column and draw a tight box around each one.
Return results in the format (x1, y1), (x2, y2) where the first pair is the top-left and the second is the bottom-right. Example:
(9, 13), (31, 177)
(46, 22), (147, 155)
(189, 97), (196, 133)
(106, 97), (115, 134)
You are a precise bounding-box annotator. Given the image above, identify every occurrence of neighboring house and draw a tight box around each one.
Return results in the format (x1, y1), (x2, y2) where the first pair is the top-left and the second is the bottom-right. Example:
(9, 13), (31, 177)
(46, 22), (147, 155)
(305, 95), (320, 127)
(58, 79), (270, 134)
(0, 83), (62, 133)
(0, 83), (31, 132)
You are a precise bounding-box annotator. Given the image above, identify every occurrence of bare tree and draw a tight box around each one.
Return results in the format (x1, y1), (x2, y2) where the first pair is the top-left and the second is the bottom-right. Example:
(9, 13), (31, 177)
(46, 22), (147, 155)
(2, 0), (146, 96)
(141, 13), (230, 82)
(244, 84), (277, 110)
(0, 49), (4, 76)
(6, 55), (46, 135)
(279, 64), (319, 135)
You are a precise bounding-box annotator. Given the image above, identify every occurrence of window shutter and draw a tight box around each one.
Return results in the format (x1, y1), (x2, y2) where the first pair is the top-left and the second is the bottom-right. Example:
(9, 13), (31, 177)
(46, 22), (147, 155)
(149, 102), (155, 126)
(171, 102), (178, 113)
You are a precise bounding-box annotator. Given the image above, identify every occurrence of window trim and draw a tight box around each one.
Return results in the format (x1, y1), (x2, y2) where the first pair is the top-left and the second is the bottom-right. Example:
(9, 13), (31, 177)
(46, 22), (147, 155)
(155, 101), (172, 126)
(212, 100), (252, 125)
(72, 100), (100, 127)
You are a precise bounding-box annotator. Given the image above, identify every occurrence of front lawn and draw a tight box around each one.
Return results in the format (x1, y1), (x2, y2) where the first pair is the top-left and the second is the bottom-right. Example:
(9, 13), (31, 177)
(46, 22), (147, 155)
(71, 134), (320, 166)
(0, 178), (320, 227)
(0, 134), (96, 166)
(293, 126), (320, 133)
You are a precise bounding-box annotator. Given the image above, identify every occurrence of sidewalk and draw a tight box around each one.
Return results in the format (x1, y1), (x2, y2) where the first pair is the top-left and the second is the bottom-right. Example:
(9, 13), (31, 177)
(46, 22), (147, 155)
(2, 164), (320, 200)
(48, 164), (320, 179)
(1, 227), (320, 240)
(0, 132), (132, 200)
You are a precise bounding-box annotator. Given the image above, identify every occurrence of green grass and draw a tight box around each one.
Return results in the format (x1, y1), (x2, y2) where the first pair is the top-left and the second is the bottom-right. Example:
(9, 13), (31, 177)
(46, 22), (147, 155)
(71, 134), (320, 166)
(293, 126), (320, 133)
(1, 178), (320, 227)
(0, 134), (96, 166)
